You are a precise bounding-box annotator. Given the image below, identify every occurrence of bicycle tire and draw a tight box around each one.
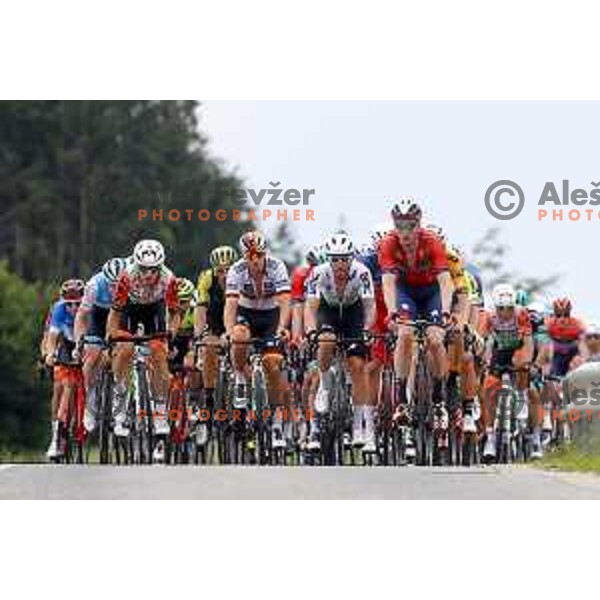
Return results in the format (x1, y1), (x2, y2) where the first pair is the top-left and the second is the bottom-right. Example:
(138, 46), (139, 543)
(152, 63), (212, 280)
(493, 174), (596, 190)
(252, 369), (268, 465)
(414, 358), (432, 466)
(379, 368), (393, 466)
(137, 367), (154, 464)
(98, 369), (112, 464)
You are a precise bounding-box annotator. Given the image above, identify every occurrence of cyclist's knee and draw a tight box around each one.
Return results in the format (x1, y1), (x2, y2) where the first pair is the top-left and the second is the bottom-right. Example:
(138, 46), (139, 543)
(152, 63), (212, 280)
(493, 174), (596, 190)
(426, 326), (445, 346)
(396, 326), (413, 347)
(232, 324), (250, 342)
(183, 353), (195, 370)
(262, 351), (283, 372)
(114, 344), (133, 362)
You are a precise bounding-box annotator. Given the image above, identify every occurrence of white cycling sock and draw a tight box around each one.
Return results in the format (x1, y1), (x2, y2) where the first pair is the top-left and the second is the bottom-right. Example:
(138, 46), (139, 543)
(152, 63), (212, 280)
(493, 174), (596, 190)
(235, 372), (247, 386)
(273, 407), (283, 429)
(363, 406), (375, 435)
(319, 368), (333, 391)
(87, 386), (97, 410)
(353, 405), (364, 430)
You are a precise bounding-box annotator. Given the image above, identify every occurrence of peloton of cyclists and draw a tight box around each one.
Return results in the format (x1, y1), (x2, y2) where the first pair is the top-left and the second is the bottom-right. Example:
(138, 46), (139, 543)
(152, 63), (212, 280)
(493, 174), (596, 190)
(42, 195), (600, 467)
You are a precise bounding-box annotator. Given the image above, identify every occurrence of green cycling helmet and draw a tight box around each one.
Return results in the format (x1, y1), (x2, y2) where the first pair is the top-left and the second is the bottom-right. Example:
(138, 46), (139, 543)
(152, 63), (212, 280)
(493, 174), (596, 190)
(515, 289), (530, 307)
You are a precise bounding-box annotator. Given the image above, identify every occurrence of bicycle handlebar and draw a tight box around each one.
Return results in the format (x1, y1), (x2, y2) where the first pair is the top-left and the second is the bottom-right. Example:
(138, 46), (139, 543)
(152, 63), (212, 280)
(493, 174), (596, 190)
(108, 333), (170, 345)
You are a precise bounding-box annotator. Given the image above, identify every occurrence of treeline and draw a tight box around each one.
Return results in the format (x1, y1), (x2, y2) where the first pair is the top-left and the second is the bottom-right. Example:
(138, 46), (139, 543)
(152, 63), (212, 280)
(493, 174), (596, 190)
(0, 100), (247, 451)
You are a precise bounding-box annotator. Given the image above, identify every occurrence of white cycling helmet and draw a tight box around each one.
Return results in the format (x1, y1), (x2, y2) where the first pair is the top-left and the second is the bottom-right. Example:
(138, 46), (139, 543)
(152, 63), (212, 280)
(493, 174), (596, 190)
(133, 239), (165, 268)
(492, 283), (517, 308)
(323, 232), (354, 258)
(102, 257), (128, 283)
(586, 322), (600, 337)
(239, 230), (267, 256)
(526, 300), (548, 315)
(305, 244), (323, 266)
(391, 196), (422, 222)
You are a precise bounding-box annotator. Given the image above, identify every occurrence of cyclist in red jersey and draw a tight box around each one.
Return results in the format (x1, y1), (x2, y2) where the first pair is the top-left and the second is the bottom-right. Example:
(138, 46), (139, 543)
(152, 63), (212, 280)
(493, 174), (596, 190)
(378, 197), (454, 428)
(106, 239), (180, 452)
(537, 297), (586, 377)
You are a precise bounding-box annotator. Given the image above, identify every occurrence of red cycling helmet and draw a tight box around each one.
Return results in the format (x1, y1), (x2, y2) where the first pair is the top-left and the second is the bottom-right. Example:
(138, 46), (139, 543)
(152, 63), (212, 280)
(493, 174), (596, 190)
(390, 196), (422, 224)
(553, 297), (572, 317)
(239, 230), (267, 257)
(60, 279), (85, 301)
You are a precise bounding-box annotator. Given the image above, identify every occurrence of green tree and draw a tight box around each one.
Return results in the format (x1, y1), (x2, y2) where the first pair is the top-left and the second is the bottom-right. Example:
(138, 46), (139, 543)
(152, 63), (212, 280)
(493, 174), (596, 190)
(0, 101), (246, 283)
(0, 262), (50, 451)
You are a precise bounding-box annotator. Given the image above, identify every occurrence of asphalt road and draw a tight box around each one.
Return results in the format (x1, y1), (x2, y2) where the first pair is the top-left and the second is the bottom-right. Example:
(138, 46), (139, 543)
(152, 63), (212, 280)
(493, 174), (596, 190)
(2, 463), (600, 499)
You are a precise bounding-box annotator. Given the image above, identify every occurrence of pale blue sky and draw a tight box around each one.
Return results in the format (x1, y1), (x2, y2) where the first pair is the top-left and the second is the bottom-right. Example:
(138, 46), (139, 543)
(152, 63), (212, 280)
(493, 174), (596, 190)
(199, 101), (600, 319)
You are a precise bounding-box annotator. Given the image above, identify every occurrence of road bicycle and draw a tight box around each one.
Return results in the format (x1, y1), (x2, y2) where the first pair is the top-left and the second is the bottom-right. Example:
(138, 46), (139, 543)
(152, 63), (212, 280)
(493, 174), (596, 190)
(403, 319), (449, 467)
(308, 330), (369, 466)
(51, 356), (86, 464)
(109, 332), (169, 465)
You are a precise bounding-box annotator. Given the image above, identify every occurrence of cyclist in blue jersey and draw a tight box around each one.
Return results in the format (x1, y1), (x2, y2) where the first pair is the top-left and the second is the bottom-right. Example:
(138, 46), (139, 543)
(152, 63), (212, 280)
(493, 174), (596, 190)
(45, 279), (85, 458)
(74, 257), (129, 433)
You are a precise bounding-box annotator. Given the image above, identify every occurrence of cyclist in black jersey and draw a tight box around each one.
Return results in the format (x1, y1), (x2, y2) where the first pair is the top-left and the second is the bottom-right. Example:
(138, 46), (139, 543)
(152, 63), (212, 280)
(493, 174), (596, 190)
(194, 245), (238, 410)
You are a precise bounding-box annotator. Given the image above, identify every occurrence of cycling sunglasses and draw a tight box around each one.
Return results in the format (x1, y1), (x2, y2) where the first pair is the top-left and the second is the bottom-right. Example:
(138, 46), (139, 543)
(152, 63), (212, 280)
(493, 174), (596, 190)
(330, 256), (352, 264)
(138, 265), (160, 274)
(394, 220), (419, 232)
(586, 334), (600, 341)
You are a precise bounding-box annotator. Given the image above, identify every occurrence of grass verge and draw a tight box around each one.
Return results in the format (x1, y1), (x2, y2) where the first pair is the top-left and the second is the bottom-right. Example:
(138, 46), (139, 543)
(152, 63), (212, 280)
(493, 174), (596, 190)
(541, 443), (600, 473)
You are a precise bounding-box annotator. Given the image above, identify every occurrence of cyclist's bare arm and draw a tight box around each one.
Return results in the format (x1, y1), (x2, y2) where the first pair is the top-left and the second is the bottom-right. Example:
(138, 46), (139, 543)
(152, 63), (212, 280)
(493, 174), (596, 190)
(484, 336), (494, 365)
(40, 331), (49, 358)
(74, 306), (90, 345)
(167, 307), (181, 337)
(275, 292), (291, 331)
(304, 297), (320, 334)
(291, 303), (304, 341)
(194, 304), (208, 337)
(106, 308), (121, 339)
(522, 334), (534, 364)
(437, 271), (454, 315)
(453, 291), (470, 325)
(381, 273), (396, 316)
(45, 330), (59, 362)
(534, 340), (551, 372)
(363, 297), (376, 330)
(223, 295), (239, 336)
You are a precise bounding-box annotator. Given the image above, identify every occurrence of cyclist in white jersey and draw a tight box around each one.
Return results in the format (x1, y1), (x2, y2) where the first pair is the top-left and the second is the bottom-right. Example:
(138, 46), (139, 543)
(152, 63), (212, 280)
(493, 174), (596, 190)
(570, 322), (600, 368)
(224, 231), (292, 449)
(304, 232), (376, 451)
